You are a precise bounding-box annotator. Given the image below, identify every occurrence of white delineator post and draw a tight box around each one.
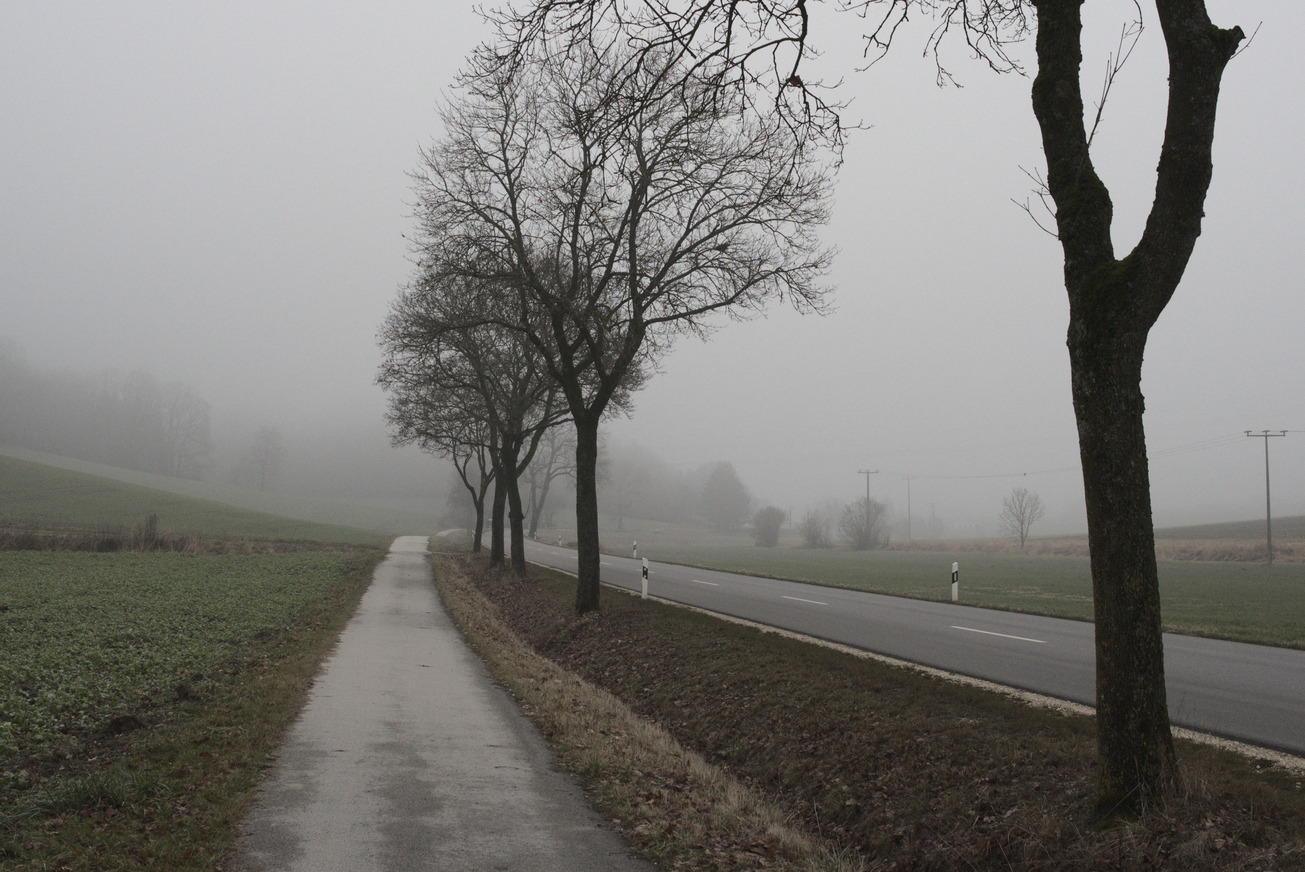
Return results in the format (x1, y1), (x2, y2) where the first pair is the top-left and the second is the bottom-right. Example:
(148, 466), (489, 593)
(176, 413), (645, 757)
(641, 559), (649, 599)
(632, 540), (638, 559)
(951, 562), (959, 603)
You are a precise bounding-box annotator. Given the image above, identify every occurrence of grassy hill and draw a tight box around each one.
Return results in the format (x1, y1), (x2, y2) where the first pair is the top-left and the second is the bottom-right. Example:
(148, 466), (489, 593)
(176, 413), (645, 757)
(0, 454), (390, 546)
(0, 444), (441, 537)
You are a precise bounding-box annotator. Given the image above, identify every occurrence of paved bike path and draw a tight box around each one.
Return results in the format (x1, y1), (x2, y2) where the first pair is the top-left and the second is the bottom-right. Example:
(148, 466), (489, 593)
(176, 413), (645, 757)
(238, 536), (654, 872)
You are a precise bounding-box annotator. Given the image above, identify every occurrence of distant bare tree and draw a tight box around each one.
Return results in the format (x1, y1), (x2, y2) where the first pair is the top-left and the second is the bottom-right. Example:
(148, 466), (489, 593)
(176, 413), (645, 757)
(0, 346), (213, 480)
(1000, 487), (1046, 550)
(840, 497), (889, 551)
(451, 434), (497, 553)
(158, 382), (212, 479)
(798, 509), (830, 549)
(379, 271), (567, 574)
(752, 505), (786, 547)
(239, 426), (286, 492)
(524, 425), (575, 537)
(381, 368), (498, 554)
(412, 41), (833, 611)
(600, 446), (652, 533)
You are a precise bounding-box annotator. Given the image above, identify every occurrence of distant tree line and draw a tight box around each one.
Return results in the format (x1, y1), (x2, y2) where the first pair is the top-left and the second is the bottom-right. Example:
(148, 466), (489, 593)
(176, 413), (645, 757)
(0, 340), (213, 479)
(0, 338), (287, 491)
(595, 449), (754, 535)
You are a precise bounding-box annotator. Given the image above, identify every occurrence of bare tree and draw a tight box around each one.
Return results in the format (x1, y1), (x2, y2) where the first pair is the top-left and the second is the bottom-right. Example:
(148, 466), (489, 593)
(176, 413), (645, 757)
(599, 445), (652, 533)
(450, 430), (497, 554)
(798, 508), (830, 548)
(839, 496), (890, 551)
(239, 426), (286, 492)
(492, 0), (1244, 814)
(1000, 487), (1045, 549)
(412, 42), (833, 612)
(752, 505), (786, 547)
(523, 425), (575, 537)
(158, 382), (213, 479)
(391, 374), (497, 554)
(378, 273), (567, 574)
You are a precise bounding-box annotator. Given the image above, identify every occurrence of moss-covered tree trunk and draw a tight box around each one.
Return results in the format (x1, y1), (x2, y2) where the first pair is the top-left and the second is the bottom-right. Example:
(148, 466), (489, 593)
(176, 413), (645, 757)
(1031, 0), (1242, 815)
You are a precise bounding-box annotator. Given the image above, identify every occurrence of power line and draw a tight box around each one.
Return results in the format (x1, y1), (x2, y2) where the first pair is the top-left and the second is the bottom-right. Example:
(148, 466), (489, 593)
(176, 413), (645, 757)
(877, 432), (1258, 482)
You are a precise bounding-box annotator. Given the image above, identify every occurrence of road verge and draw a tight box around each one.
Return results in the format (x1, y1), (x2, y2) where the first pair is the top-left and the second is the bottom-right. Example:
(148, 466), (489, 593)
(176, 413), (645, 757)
(443, 554), (1305, 871)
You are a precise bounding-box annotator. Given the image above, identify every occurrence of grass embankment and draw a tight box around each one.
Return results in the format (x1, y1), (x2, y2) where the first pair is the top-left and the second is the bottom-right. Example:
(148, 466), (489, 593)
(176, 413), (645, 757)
(0, 455), (389, 547)
(440, 555), (1305, 871)
(579, 531), (1305, 649)
(0, 548), (384, 870)
(434, 554), (861, 872)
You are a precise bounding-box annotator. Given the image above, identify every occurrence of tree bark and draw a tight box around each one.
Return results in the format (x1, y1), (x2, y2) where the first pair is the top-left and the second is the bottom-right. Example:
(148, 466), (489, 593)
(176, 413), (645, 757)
(1031, 0), (1242, 816)
(573, 414), (602, 613)
(471, 495), (485, 553)
(489, 475), (507, 566)
(1070, 319), (1176, 816)
(529, 474), (554, 539)
(500, 440), (529, 576)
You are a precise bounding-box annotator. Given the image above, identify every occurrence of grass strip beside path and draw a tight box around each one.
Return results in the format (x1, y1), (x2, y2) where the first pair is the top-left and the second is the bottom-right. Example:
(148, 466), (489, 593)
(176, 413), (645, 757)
(434, 554), (861, 872)
(453, 556), (1305, 871)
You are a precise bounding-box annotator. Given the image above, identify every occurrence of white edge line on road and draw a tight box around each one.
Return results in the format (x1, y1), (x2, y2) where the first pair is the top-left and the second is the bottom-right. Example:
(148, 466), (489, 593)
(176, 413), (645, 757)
(691, 579), (719, 586)
(951, 625), (1046, 644)
(782, 595), (828, 606)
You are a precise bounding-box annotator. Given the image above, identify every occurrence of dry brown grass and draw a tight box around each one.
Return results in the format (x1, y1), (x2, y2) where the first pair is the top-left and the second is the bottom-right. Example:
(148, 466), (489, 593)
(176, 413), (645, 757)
(451, 555), (1305, 871)
(434, 554), (865, 872)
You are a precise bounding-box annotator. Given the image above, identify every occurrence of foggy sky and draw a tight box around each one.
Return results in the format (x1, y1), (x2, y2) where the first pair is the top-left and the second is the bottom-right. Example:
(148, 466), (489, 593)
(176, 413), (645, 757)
(4, 2), (1301, 534)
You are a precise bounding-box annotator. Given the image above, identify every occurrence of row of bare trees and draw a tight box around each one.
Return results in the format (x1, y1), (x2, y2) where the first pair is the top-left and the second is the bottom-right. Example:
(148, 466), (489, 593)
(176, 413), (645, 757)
(379, 31), (833, 611)
(478, 0), (1244, 817)
(378, 276), (567, 574)
(388, 0), (1243, 813)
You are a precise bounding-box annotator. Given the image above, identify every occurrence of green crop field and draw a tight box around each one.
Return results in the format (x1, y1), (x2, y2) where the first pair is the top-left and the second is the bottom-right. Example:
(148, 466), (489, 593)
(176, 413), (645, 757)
(0, 551), (376, 778)
(0, 455), (390, 546)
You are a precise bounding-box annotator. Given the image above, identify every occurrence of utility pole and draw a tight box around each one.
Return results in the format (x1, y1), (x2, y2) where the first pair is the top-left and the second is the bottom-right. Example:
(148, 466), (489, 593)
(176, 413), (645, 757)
(1246, 430), (1287, 565)
(857, 469), (878, 512)
(858, 469), (879, 549)
(903, 475), (916, 542)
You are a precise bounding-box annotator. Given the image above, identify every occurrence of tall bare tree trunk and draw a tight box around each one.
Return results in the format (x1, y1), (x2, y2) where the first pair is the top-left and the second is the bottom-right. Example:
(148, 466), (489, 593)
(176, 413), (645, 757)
(1069, 321), (1176, 814)
(471, 498), (485, 553)
(500, 440), (528, 576)
(489, 476), (507, 567)
(573, 414), (602, 613)
(1031, 0), (1242, 815)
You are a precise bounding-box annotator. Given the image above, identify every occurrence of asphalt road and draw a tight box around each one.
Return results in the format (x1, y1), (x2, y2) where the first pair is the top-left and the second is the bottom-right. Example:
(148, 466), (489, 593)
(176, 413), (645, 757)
(521, 539), (1305, 757)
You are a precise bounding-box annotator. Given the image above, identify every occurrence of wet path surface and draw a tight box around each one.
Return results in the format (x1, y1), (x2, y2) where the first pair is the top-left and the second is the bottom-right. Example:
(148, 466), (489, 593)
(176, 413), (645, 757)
(238, 536), (655, 872)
